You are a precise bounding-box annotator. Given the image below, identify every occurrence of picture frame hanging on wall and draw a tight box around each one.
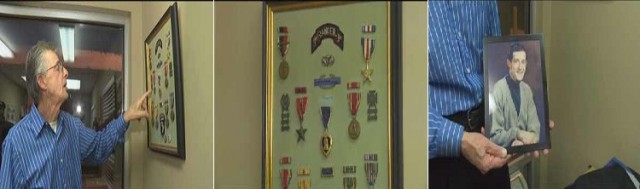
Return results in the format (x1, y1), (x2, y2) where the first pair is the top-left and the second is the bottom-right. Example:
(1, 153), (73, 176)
(262, 2), (402, 189)
(144, 2), (185, 159)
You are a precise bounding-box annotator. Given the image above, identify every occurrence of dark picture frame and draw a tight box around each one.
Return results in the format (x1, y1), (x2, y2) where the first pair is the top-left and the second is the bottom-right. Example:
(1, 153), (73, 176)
(144, 2), (185, 159)
(483, 34), (550, 154)
(262, 2), (402, 189)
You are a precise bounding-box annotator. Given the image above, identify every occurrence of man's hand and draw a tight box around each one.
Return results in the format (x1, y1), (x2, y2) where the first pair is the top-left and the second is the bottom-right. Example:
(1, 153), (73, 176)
(124, 90), (151, 123)
(461, 131), (509, 174)
(526, 120), (555, 158)
(517, 130), (537, 144)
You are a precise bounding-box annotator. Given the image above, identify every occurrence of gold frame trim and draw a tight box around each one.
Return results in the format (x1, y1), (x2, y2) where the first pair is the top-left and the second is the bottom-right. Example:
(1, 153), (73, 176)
(264, 2), (394, 189)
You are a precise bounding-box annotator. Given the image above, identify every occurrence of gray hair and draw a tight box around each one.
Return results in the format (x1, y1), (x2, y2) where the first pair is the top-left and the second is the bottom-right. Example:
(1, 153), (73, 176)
(25, 41), (59, 103)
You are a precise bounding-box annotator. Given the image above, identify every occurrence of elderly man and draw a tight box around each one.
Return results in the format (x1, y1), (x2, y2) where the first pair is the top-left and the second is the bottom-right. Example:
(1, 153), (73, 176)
(490, 43), (541, 148)
(0, 41), (150, 188)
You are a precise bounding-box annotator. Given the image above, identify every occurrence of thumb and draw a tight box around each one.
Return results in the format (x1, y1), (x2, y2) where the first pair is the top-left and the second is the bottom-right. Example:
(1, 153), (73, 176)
(485, 142), (508, 158)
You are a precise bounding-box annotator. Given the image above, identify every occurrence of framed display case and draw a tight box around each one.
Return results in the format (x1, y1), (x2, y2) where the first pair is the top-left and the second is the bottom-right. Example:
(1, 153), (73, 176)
(262, 2), (402, 189)
(144, 2), (185, 159)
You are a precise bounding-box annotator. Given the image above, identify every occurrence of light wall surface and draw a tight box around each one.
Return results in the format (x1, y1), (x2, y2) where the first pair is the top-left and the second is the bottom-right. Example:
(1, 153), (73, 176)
(534, 1), (640, 188)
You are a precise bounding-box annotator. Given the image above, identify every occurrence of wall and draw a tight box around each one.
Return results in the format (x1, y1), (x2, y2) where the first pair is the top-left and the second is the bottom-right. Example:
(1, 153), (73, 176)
(402, 2), (428, 189)
(0, 73), (26, 123)
(534, 1), (640, 188)
(214, 2), (263, 188)
(214, 2), (429, 188)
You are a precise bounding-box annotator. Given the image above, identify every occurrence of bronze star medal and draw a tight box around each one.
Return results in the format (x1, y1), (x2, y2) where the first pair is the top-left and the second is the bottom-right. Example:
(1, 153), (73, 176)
(295, 96), (308, 142)
(348, 92), (361, 139)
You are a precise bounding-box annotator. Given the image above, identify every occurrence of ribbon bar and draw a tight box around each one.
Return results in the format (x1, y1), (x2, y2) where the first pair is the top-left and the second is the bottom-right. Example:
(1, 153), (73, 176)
(295, 87), (307, 94)
(279, 26), (288, 33)
(343, 165), (357, 174)
(297, 168), (310, 176)
(347, 82), (360, 89)
(362, 24), (376, 33)
(280, 156), (291, 164)
(364, 153), (378, 161)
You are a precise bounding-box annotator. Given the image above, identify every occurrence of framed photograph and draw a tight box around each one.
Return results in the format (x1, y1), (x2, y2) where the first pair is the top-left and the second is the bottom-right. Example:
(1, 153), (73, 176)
(144, 2), (185, 159)
(483, 34), (550, 154)
(262, 2), (402, 189)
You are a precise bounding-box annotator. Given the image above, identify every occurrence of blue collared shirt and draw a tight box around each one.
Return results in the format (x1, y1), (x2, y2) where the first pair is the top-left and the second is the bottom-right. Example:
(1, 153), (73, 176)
(428, 1), (501, 159)
(0, 104), (128, 188)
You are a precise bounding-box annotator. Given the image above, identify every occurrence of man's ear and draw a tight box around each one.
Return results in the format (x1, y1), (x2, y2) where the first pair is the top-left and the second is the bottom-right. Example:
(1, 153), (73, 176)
(506, 59), (512, 69)
(37, 75), (47, 92)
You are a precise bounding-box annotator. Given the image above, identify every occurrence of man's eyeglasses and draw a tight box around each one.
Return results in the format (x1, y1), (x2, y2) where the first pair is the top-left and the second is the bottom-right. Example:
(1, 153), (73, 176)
(42, 61), (65, 74)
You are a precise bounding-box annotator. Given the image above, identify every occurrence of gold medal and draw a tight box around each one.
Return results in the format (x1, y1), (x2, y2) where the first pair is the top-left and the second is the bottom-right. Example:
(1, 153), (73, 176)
(279, 60), (289, 79)
(348, 119), (360, 139)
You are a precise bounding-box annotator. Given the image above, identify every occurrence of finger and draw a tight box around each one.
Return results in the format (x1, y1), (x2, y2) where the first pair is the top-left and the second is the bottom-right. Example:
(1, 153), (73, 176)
(136, 91), (152, 107)
(534, 151), (540, 158)
(543, 149), (549, 155)
(485, 142), (507, 158)
(549, 120), (555, 130)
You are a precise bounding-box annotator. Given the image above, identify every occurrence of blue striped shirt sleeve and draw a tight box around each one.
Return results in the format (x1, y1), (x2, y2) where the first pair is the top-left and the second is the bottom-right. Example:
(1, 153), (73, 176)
(0, 135), (24, 188)
(78, 114), (128, 165)
(429, 110), (464, 158)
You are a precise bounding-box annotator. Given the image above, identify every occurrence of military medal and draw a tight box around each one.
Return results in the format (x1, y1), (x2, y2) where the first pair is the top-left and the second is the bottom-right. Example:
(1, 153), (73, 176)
(281, 94), (290, 131)
(278, 27), (290, 79)
(297, 178), (310, 189)
(361, 37), (375, 82)
(365, 162), (378, 188)
(169, 60), (173, 77)
(343, 177), (356, 189)
(281, 169), (292, 189)
(348, 92), (361, 139)
(320, 106), (333, 157)
(151, 70), (156, 93)
(159, 113), (166, 136)
(367, 90), (378, 121)
(295, 96), (308, 142)
(170, 93), (175, 108)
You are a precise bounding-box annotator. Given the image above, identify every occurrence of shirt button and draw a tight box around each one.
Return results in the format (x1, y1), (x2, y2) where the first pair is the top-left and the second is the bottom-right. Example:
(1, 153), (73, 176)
(60, 159), (63, 163)
(466, 68), (471, 73)
(458, 32), (462, 38)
